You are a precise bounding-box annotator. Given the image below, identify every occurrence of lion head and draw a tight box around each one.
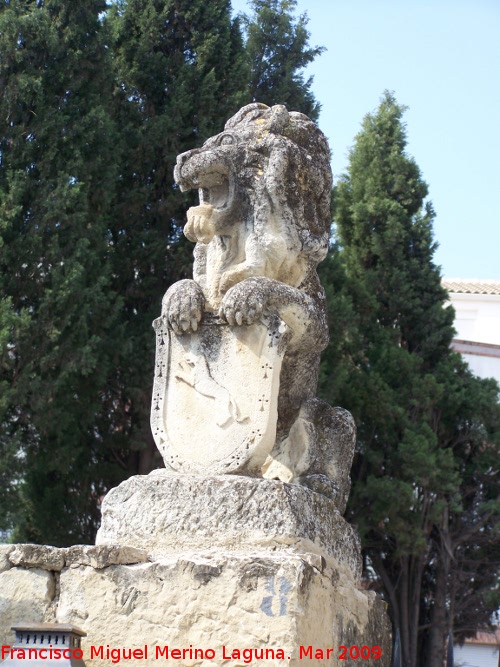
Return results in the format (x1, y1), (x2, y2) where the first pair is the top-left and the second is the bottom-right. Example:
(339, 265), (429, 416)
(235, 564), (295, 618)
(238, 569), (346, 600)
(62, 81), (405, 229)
(174, 103), (332, 305)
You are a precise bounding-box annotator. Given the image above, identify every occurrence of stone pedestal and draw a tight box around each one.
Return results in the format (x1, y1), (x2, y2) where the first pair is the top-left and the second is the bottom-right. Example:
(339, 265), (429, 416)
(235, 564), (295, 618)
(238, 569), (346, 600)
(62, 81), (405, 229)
(0, 473), (392, 666)
(92, 472), (391, 665)
(96, 471), (361, 576)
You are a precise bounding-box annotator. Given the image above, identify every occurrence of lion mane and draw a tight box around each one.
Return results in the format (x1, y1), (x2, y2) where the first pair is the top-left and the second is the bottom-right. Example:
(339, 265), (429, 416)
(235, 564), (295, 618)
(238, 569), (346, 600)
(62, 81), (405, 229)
(174, 102), (332, 308)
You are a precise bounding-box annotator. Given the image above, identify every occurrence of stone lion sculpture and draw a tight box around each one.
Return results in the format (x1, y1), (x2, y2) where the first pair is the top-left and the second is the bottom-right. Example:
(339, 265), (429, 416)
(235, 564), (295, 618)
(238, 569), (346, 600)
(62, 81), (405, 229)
(162, 103), (355, 512)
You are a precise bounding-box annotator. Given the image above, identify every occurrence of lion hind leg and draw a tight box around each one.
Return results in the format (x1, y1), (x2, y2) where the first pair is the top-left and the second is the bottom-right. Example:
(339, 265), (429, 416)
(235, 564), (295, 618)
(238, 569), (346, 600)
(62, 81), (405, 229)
(261, 399), (356, 513)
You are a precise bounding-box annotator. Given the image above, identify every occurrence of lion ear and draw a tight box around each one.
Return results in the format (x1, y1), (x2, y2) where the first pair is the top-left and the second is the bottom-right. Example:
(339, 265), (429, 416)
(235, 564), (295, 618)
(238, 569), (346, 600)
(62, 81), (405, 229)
(225, 103), (269, 130)
(289, 111), (310, 123)
(268, 105), (290, 135)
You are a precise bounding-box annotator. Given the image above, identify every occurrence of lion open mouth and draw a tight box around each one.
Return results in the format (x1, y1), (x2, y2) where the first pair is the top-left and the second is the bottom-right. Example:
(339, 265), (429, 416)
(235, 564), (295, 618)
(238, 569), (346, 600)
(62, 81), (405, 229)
(199, 177), (230, 211)
(175, 149), (233, 214)
(177, 164), (234, 244)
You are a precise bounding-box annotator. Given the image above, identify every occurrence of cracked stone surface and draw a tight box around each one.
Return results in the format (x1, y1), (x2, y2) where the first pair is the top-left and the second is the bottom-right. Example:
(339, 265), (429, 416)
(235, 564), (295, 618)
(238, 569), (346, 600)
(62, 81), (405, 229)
(8, 544), (65, 571)
(0, 568), (56, 647)
(64, 545), (148, 569)
(1, 548), (391, 666)
(96, 471), (361, 579)
(56, 553), (391, 667)
(0, 545), (14, 573)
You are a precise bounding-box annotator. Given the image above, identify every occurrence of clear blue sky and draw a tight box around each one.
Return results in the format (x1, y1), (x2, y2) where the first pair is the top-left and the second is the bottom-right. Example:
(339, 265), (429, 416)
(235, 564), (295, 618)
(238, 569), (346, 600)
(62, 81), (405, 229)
(231, 0), (500, 280)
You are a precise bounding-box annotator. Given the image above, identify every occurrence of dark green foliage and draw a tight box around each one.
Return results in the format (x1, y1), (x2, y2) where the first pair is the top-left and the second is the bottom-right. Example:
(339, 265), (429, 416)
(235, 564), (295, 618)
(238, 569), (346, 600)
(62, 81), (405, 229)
(104, 0), (251, 474)
(0, 0), (126, 544)
(320, 92), (500, 667)
(241, 0), (324, 120)
(0, 0), (251, 543)
(1, 0), (326, 544)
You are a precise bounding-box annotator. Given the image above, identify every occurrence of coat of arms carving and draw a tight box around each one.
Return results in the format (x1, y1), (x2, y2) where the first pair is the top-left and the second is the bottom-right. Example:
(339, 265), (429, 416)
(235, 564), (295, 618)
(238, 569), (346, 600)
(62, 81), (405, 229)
(151, 314), (290, 474)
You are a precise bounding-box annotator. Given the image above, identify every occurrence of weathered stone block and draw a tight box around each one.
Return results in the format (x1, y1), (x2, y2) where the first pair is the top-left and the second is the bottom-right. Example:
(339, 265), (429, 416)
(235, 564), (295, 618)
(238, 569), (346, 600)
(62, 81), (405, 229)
(0, 547), (391, 666)
(8, 543), (65, 571)
(0, 545), (14, 573)
(96, 472), (361, 577)
(55, 553), (391, 667)
(65, 545), (148, 569)
(0, 568), (55, 647)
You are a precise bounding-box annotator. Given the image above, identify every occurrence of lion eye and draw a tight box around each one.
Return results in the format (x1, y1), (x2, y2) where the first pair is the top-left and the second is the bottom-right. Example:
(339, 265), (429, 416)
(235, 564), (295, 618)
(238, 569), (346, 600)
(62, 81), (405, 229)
(218, 133), (235, 146)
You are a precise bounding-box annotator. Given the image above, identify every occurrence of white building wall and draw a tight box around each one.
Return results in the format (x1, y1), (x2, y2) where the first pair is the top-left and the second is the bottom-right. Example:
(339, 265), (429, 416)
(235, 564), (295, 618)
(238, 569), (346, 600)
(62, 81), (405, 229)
(445, 289), (500, 384)
(454, 642), (499, 667)
(448, 293), (500, 347)
(446, 282), (500, 664)
(461, 353), (500, 385)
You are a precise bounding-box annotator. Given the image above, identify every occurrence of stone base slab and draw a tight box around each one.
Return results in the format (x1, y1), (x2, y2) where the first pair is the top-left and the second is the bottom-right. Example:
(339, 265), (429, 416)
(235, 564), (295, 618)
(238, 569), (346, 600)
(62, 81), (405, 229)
(0, 545), (391, 666)
(96, 471), (361, 578)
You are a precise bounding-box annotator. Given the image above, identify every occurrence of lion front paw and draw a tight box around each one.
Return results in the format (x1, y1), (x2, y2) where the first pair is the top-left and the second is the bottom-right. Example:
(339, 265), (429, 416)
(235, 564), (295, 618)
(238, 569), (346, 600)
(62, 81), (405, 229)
(219, 278), (269, 326)
(184, 203), (216, 244)
(162, 279), (205, 334)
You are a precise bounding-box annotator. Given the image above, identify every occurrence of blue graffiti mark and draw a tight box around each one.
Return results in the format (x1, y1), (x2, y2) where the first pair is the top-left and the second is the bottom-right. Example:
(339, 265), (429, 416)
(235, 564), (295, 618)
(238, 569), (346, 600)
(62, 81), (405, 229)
(264, 577), (276, 594)
(279, 577), (291, 616)
(260, 596), (274, 617)
(260, 576), (291, 616)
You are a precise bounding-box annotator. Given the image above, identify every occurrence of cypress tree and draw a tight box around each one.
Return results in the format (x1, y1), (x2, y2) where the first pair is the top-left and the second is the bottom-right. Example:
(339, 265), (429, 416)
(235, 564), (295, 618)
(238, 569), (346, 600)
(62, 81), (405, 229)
(1, 0), (324, 543)
(104, 0), (250, 474)
(242, 0), (324, 120)
(320, 92), (500, 666)
(0, 0), (125, 543)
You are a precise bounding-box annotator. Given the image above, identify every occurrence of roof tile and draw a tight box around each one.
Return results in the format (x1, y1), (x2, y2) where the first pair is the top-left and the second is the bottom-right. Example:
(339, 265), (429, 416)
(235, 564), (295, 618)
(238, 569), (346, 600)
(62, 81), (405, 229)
(442, 279), (500, 295)
(465, 628), (500, 645)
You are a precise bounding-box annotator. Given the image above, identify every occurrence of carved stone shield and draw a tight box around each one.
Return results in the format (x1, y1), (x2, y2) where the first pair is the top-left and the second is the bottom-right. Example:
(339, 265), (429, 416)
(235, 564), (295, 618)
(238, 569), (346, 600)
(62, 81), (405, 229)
(151, 314), (290, 475)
